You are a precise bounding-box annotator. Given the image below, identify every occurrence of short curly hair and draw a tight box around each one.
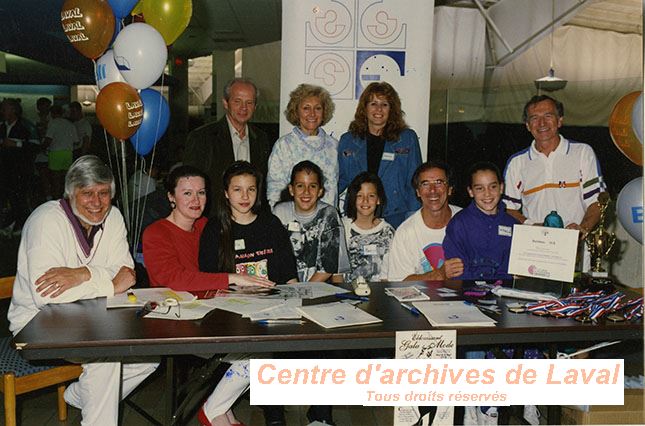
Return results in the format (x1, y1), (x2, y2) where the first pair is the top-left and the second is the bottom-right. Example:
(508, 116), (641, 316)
(284, 84), (335, 127)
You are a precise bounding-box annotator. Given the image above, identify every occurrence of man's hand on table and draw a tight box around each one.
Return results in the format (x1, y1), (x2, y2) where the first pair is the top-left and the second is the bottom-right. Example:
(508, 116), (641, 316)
(113, 266), (137, 294)
(35, 266), (90, 298)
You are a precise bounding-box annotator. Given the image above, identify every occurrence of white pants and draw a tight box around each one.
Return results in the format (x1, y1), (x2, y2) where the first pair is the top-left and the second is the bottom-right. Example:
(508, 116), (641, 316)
(202, 360), (250, 420)
(64, 361), (159, 426)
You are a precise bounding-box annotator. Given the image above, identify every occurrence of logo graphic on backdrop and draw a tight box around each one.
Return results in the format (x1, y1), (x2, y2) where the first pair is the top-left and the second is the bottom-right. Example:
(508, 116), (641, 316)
(355, 51), (405, 98)
(281, 0), (434, 156)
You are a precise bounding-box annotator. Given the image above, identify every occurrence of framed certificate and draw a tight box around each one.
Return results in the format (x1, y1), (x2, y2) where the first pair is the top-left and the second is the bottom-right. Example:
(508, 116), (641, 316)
(508, 224), (579, 282)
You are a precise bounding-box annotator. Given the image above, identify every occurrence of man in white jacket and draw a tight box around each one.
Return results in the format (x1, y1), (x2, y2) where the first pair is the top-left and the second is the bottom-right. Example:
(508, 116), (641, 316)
(8, 155), (157, 425)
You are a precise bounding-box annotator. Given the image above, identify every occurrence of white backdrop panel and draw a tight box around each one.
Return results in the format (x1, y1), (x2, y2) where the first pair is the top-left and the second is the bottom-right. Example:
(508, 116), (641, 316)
(280, 0), (435, 159)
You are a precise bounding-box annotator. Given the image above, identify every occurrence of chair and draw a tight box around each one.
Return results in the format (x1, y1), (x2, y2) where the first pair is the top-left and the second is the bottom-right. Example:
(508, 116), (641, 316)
(0, 276), (83, 426)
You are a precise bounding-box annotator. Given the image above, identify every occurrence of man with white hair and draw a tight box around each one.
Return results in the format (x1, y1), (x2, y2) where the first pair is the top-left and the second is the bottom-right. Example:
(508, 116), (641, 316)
(8, 155), (157, 425)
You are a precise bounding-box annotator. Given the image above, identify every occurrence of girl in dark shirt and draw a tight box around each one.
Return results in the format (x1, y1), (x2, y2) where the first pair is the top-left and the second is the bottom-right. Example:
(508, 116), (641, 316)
(199, 161), (297, 283)
(196, 161), (297, 426)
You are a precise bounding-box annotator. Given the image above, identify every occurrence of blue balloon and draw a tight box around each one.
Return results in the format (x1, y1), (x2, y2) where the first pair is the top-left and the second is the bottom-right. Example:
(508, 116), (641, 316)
(108, 0), (139, 19)
(631, 92), (643, 144)
(616, 177), (643, 244)
(130, 89), (170, 156)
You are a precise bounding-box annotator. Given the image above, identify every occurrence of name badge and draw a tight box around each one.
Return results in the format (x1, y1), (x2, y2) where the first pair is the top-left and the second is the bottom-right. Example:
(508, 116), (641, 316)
(363, 244), (379, 255)
(498, 225), (512, 237)
(287, 221), (301, 232)
(382, 152), (395, 161)
(234, 239), (246, 250)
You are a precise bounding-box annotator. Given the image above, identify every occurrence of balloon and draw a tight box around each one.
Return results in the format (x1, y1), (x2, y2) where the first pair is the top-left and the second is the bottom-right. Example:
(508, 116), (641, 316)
(632, 92), (643, 144)
(95, 49), (126, 90)
(609, 91), (643, 166)
(61, 0), (115, 59)
(95, 82), (143, 140)
(616, 177), (643, 244)
(107, 0), (138, 18)
(130, 89), (170, 155)
(131, 0), (144, 15)
(141, 0), (193, 45)
(112, 23), (168, 89)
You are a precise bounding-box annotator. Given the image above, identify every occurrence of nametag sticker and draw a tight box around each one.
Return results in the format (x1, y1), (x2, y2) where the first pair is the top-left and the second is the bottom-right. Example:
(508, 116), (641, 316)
(382, 152), (395, 161)
(363, 244), (379, 255)
(498, 225), (512, 237)
(287, 221), (301, 232)
(234, 239), (246, 250)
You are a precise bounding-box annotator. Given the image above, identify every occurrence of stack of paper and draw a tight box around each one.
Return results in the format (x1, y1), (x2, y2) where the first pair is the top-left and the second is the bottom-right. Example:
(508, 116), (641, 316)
(412, 301), (496, 327)
(297, 302), (382, 329)
(199, 297), (302, 320)
(385, 286), (430, 302)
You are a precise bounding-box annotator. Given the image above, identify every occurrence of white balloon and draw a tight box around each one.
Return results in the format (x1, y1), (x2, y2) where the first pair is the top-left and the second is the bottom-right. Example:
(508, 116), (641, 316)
(631, 92), (643, 144)
(95, 49), (125, 90)
(112, 23), (168, 90)
(616, 177), (643, 244)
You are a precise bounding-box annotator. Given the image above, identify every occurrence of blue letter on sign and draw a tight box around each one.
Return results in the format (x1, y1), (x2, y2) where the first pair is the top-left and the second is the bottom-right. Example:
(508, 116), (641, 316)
(631, 206), (643, 223)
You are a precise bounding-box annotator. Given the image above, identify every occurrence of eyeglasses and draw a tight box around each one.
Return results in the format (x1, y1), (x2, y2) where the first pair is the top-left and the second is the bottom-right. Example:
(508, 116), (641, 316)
(419, 179), (448, 189)
(138, 298), (181, 318)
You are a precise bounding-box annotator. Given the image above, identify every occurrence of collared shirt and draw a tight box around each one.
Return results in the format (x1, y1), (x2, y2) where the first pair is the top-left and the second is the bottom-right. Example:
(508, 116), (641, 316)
(226, 115), (250, 162)
(503, 135), (604, 226)
(3, 120), (16, 138)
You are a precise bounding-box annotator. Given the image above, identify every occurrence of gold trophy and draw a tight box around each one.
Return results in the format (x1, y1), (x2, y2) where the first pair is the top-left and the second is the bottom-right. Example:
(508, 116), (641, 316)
(584, 192), (616, 278)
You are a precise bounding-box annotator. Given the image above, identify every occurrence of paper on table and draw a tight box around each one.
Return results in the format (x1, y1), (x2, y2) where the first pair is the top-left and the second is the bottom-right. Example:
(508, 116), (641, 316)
(297, 302), (382, 329)
(143, 300), (214, 320)
(200, 297), (302, 317)
(508, 224), (579, 283)
(277, 282), (350, 299)
(247, 302), (303, 321)
(385, 286), (430, 302)
(106, 287), (196, 308)
(412, 301), (496, 327)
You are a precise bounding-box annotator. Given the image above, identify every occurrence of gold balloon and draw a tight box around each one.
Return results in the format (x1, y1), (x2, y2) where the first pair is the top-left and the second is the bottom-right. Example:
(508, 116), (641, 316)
(141, 0), (192, 45)
(96, 82), (144, 140)
(609, 91), (643, 166)
(61, 0), (115, 59)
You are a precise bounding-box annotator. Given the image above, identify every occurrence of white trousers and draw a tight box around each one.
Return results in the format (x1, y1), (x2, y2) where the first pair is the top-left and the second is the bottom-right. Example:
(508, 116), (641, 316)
(202, 360), (250, 420)
(64, 361), (159, 426)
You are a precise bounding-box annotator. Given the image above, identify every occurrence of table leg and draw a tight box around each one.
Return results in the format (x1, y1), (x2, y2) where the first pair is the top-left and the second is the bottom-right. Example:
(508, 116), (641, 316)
(164, 356), (176, 426)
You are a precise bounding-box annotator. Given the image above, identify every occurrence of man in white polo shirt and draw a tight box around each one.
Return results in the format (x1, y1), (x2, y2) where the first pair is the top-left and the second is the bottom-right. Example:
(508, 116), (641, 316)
(503, 95), (603, 237)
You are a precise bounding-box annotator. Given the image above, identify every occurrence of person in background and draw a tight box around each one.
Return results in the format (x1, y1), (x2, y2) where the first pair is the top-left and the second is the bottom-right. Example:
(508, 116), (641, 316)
(503, 95), (603, 235)
(267, 84), (338, 208)
(34, 97), (53, 203)
(443, 161), (517, 280)
(142, 165), (273, 291)
(342, 172), (394, 282)
(184, 78), (272, 214)
(68, 101), (92, 159)
(7, 155), (158, 425)
(44, 104), (78, 199)
(388, 161), (463, 281)
(196, 161), (297, 426)
(338, 82), (421, 228)
(0, 98), (33, 233)
(273, 160), (349, 283)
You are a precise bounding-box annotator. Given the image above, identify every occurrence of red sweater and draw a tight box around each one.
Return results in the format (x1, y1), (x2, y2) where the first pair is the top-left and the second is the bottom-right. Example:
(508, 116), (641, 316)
(142, 217), (228, 291)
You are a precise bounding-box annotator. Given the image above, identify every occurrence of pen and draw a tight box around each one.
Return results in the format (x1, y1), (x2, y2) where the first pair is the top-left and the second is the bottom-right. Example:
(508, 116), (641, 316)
(475, 305), (501, 315)
(401, 303), (420, 316)
(335, 293), (369, 302)
(257, 320), (306, 325)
